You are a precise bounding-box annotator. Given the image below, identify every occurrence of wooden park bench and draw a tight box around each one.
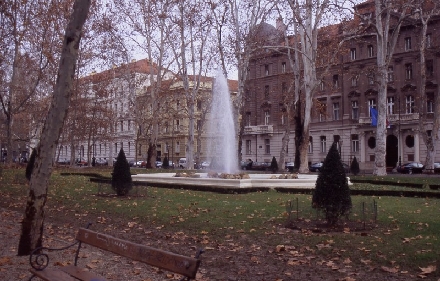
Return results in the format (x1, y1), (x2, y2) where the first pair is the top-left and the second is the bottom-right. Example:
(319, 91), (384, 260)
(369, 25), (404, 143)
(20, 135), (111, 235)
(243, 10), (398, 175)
(29, 226), (203, 281)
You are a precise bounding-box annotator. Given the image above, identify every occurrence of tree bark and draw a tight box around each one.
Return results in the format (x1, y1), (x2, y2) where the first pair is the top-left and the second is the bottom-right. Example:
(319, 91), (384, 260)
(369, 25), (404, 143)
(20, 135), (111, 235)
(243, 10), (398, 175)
(18, 0), (91, 256)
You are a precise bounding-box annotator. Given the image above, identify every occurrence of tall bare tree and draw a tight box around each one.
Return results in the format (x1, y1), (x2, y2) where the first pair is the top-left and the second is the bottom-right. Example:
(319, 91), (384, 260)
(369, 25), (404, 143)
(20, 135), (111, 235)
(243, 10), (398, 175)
(18, 0), (91, 255)
(358, 0), (415, 175)
(211, 0), (274, 165)
(110, 0), (177, 168)
(0, 0), (68, 164)
(415, 0), (440, 171)
(169, 0), (215, 169)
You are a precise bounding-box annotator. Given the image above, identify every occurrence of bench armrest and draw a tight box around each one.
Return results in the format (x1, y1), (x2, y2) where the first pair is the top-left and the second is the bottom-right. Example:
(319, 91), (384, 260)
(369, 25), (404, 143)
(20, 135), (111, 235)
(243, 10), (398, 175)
(29, 241), (79, 271)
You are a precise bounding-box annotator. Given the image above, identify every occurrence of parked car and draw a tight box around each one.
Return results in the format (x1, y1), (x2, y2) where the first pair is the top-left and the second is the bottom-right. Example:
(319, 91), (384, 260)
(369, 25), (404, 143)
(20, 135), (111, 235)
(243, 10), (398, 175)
(285, 162), (295, 172)
(95, 158), (108, 166)
(135, 160), (146, 168)
(241, 159), (253, 170)
(57, 158), (70, 165)
(76, 158), (88, 167)
(155, 161), (162, 168)
(309, 162), (323, 172)
(397, 162), (424, 174)
(178, 158), (196, 168)
(247, 161), (271, 171)
(201, 161), (210, 169)
(435, 163), (440, 174)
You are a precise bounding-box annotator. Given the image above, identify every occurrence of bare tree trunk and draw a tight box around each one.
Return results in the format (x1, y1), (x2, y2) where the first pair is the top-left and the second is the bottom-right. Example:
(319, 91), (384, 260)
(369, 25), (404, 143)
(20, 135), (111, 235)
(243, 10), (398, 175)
(18, 0), (91, 256)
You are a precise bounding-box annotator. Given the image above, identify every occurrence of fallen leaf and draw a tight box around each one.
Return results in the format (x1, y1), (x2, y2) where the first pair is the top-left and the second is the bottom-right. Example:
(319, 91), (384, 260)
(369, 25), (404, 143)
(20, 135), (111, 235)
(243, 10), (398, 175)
(419, 265), (436, 275)
(381, 266), (398, 273)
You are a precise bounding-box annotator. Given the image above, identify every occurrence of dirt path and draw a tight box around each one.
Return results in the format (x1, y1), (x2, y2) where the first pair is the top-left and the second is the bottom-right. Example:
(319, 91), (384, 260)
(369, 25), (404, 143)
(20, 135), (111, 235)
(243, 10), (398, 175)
(1, 207), (428, 281)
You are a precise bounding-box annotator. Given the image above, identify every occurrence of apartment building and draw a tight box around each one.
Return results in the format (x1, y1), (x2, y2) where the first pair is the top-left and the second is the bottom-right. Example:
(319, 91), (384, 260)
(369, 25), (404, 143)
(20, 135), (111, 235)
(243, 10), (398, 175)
(242, 3), (440, 170)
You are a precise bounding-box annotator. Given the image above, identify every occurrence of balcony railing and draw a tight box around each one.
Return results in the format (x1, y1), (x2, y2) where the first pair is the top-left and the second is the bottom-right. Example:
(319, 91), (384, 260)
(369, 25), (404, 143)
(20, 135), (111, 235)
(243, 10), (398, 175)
(244, 125), (273, 135)
(358, 113), (419, 125)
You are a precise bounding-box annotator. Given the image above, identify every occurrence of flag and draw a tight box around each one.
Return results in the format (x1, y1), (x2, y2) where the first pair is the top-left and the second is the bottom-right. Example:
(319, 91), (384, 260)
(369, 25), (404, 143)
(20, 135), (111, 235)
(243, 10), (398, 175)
(370, 107), (377, 127)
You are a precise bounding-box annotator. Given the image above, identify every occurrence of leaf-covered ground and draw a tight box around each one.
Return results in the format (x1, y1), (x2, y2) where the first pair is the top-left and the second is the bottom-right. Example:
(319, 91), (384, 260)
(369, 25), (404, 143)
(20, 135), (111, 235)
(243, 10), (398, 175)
(1, 205), (437, 281)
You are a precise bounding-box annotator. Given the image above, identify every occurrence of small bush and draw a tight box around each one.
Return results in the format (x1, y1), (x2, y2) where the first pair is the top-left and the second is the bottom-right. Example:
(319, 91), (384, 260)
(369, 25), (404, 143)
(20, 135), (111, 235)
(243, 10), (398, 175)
(111, 148), (132, 196)
(350, 157), (360, 175)
(163, 156), (169, 169)
(312, 142), (352, 226)
(270, 156), (278, 173)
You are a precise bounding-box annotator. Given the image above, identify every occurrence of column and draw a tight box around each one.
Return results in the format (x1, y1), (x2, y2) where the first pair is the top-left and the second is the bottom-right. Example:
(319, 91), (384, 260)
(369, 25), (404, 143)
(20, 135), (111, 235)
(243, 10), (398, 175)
(414, 131), (420, 162)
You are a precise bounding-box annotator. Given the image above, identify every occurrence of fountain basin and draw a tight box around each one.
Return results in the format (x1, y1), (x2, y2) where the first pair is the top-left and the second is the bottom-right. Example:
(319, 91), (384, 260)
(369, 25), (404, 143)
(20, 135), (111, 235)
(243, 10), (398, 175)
(132, 173), (346, 190)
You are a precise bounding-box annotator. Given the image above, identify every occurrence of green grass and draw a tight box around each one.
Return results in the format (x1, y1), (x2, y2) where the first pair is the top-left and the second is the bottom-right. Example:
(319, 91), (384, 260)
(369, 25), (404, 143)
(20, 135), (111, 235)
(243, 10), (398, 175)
(1, 167), (439, 276)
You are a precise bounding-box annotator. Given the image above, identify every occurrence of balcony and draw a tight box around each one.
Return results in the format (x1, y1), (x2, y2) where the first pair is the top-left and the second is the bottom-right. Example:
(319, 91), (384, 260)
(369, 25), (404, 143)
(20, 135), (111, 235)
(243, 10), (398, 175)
(244, 125), (273, 135)
(358, 113), (420, 125)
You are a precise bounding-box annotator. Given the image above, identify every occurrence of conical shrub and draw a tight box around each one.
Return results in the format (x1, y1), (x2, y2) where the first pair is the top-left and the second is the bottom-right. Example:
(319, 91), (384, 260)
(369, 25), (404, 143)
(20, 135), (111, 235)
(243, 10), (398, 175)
(312, 142), (352, 226)
(112, 148), (132, 196)
(350, 156), (360, 175)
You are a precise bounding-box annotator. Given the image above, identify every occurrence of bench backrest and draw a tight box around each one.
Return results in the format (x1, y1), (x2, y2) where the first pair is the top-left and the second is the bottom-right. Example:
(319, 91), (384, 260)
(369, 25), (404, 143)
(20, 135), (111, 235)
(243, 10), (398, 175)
(76, 228), (201, 279)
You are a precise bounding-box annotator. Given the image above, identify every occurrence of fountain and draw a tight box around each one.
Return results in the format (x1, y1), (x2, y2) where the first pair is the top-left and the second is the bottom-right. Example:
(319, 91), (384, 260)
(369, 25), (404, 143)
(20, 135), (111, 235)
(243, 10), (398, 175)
(131, 70), (333, 190)
(206, 70), (238, 173)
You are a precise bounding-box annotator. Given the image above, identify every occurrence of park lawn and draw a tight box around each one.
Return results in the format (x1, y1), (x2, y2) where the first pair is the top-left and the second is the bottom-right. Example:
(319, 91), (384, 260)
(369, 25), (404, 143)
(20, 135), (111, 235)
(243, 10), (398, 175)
(0, 167), (439, 277)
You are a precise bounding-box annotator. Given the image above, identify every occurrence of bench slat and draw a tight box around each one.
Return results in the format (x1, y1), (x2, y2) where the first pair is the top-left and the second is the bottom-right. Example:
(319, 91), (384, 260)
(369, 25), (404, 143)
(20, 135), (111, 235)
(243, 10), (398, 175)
(76, 228), (201, 279)
(60, 265), (107, 281)
(29, 268), (78, 281)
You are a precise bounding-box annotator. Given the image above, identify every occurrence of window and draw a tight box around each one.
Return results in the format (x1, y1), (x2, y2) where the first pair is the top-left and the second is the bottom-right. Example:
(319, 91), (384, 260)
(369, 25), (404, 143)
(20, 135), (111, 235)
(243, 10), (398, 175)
(317, 99), (327, 122)
(308, 136), (313, 153)
(368, 72), (375, 85)
(264, 85), (269, 99)
(128, 120), (131, 131)
(368, 99), (376, 116)
(351, 101), (359, 119)
(320, 80), (325, 91)
(246, 112), (251, 126)
(138, 144), (142, 155)
(114, 143), (118, 154)
(264, 111), (270, 125)
(128, 142), (131, 154)
(387, 96), (395, 114)
(265, 139), (270, 154)
(320, 136), (326, 153)
(333, 102), (340, 120)
(246, 140), (252, 154)
(175, 119), (180, 131)
(196, 119), (201, 131)
(281, 113), (285, 125)
(333, 74), (339, 88)
(367, 45), (374, 57)
(426, 33), (431, 48)
(426, 60), (434, 77)
(197, 100), (202, 111)
(120, 121), (123, 131)
(351, 134), (359, 152)
(281, 62), (286, 73)
(350, 48), (357, 60)
(387, 66), (394, 82)
(405, 37), (412, 51)
(351, 76), (358, 87)
(406, 95), (415, 114)
(405, 63), (412, 80)
(265, 64), (269, 76)
(427, 99), (434, 113)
